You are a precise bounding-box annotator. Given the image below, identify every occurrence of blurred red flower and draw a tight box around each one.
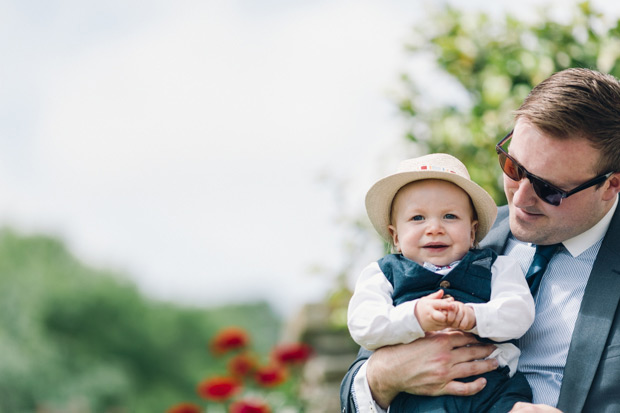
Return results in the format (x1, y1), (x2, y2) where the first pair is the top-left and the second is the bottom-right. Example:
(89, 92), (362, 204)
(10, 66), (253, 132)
(271, 343), (313, 366)
(254, 363), (288, 388)
(210, 326), (250, 355)
(230, 398), (272, 413)
(167, 402), (202, 413)
(228, 352), (258, 378)
(197, 376), (241, 402)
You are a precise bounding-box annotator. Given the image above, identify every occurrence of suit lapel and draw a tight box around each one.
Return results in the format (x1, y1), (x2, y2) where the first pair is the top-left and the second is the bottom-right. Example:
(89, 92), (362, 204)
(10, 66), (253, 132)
(480, 205), (511, 253)
(557, 204), (620, 411)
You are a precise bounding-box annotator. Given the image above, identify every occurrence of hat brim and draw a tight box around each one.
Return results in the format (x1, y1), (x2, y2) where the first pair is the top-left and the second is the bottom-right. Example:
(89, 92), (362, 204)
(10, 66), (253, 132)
(365, 171), (497, 243)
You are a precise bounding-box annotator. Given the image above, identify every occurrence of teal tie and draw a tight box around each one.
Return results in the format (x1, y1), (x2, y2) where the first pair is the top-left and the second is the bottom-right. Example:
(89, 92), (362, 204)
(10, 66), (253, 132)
(526, 244), (560, 295)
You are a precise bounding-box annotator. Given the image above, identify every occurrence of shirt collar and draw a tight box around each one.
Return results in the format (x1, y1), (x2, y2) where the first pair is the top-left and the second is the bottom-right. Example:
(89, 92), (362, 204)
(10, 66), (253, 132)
(422, 260), (460, 273)
(561, 195), (618, 257)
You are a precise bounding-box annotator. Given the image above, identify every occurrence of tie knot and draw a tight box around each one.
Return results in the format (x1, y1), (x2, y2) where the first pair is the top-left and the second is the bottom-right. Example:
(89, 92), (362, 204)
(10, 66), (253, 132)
(526, 243), (561, 294)
(534, 243), (561, 261)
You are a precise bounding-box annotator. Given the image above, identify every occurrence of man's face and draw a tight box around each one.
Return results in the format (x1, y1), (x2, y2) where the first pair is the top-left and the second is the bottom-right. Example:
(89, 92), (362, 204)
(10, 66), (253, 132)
(504, 120), (613, 245)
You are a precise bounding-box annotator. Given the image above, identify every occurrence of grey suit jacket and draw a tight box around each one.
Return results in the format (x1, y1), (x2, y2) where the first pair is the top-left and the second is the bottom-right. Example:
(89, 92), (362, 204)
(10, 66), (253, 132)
(340, 203), (620, 413)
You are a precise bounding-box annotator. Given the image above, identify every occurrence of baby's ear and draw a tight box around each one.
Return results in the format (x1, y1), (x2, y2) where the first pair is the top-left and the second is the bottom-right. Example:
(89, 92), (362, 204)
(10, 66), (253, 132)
(388, 225), (400, 252)
(470, 220), (479, 246)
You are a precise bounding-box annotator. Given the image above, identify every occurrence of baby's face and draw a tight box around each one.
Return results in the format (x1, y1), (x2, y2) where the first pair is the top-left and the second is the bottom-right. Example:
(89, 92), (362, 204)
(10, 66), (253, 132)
(388, 179), (477, 266)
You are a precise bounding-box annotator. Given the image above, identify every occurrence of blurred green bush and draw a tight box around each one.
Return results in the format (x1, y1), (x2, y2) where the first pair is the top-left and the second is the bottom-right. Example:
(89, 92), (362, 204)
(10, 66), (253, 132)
(0, 229), (280, 413)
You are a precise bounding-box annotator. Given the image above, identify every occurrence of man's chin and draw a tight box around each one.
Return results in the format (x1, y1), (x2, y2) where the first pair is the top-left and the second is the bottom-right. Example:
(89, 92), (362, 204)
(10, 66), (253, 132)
(509, 215), (547, 244)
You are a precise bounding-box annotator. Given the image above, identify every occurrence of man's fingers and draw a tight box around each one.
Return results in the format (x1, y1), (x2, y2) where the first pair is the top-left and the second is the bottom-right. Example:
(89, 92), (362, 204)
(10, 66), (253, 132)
(450, 358), (498, 381)
(442, 377), (487, 397)
(428, 330), (487, 349)
(451, 343), (496, 364)
(510, 402), (563, 412)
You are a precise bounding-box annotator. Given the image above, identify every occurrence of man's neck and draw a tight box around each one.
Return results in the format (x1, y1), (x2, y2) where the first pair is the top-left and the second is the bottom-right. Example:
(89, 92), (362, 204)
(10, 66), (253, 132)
(562, 195), (618, 257)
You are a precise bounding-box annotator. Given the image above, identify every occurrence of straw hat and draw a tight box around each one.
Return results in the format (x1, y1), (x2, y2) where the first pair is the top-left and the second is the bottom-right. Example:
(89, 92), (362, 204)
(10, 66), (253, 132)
(365, 153), (497, 243)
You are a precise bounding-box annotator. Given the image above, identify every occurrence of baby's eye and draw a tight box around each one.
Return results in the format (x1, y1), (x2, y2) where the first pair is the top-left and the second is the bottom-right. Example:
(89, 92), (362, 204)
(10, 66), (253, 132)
(411, 215), (424, 221)
(444, 213), (458, 220)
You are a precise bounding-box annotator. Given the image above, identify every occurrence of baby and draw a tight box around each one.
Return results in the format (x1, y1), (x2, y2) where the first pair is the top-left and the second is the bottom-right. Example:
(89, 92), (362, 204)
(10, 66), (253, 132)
(348, 153), (535, 412)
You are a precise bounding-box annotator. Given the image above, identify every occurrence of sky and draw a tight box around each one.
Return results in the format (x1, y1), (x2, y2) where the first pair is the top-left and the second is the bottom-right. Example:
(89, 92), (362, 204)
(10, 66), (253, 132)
(2, 0), (618, 316)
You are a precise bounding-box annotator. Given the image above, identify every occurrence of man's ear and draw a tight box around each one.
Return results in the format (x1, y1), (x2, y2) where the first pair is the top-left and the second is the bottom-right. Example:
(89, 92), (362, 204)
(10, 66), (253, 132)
(602, 173), (620, 201)
(388, 225), (400, 252)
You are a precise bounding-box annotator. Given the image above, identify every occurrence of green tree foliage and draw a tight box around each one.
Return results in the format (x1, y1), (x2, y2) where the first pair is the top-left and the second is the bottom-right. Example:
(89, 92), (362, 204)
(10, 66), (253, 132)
(397, 1), (620, 204)
(0, 229), (280, 413)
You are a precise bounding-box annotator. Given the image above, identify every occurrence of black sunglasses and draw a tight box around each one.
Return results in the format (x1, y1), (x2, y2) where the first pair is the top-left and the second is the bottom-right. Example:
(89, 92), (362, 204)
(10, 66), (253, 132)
(496, 130), (613, 206)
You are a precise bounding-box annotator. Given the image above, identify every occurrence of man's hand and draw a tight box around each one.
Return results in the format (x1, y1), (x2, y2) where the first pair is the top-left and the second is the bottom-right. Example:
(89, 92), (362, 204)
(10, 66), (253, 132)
(510, 403), (563, 412)
(366, 329), (498, 409)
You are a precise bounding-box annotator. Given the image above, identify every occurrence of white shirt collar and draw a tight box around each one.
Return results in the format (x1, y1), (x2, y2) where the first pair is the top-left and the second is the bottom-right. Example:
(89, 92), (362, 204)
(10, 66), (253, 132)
(561, 195), (618, 257)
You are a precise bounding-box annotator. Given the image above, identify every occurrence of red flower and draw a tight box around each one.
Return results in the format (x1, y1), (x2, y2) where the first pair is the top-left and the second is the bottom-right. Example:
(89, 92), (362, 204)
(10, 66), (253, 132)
(228, 352), (258, 378)
(210, 326), (250, 355)
(230, 398), (272, 413)
(197, 376), (242, 402)
(254, 363), (288, 388)
(167, 402), (202, 413)
(271, 343), (313, 366)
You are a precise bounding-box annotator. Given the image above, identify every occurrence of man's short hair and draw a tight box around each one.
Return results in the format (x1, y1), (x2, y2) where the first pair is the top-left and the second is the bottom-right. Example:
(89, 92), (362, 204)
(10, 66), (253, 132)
(515, 68), (620, 174)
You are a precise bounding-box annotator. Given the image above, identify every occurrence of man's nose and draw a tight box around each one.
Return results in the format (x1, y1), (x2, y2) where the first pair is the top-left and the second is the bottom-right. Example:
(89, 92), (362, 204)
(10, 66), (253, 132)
(511, 177), (538, 206)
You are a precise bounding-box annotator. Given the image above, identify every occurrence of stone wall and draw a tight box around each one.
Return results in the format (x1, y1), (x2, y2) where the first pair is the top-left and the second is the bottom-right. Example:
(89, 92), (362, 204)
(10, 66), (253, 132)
(283, 303), (359, 413)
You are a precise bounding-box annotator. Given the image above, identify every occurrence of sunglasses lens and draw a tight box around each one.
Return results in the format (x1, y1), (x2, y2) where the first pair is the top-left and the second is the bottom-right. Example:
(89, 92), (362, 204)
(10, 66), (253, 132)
(498, 151), (564, 206)
(531, 179), (563, 206)
(499, 152), (522, 181)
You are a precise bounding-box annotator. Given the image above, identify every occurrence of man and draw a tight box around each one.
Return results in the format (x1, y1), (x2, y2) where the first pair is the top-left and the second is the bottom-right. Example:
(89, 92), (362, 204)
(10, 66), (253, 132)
(341, 68), (620, 412)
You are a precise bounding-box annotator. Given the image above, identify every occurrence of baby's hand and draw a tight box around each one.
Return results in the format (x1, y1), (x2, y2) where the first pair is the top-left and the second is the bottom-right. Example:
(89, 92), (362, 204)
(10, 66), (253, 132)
(415, 290), (477, 332)
(446, 301), (476, 331)
(414, 290), (458, 332)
